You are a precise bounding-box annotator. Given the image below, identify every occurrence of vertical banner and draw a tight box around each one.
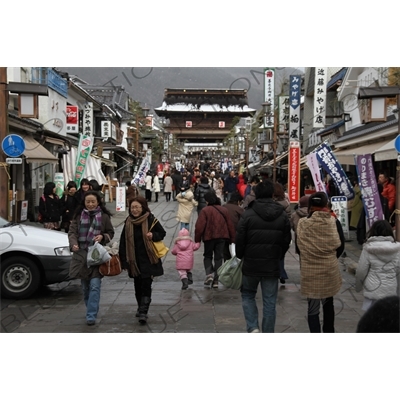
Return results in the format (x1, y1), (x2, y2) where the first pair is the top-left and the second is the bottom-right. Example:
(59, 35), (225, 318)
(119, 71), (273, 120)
(331, 196), (350, 238)
(115, 186), (126, 212)
(315, 142), (355, 200)
(66, 105), (79, 134)
(264, 68), (275, 128)
(83, 102), (93, 136)
(278, 96), (289, 129)
(289, 75), (301, 141)
(132, 158), (151, 186)
(74, 135), (94, 188)
(306, 152), (326, 193)
(355, 154), (384, 229)
(288, 141), (301, 203)
(54, 172), (65, 198)
(313, 67), (327, 128)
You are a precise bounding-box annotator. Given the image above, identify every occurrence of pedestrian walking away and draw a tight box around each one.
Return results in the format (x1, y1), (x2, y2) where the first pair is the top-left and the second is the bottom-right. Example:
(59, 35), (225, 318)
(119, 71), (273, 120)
(153, 174), (161, 202)
(235, 180), (292, 333)
(355, 219), (400, 311)
(296, 191), (345, 333)
(194, 175), (214, 215)
(195, 191), (236, 289)
(119, 196), (166, 325)
(68, 190), (115, 326)
(60, 181), (80, 233)
(163, 173), (173, 202)
(176, 188), (197, 230)
(126, 180), (139, 206)
(145, 172), (153, 202)
(171, 228), (201, 290)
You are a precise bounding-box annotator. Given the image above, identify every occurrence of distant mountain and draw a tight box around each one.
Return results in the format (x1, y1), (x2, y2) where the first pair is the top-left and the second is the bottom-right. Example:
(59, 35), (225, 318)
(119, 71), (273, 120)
(58, 67), (304, 111)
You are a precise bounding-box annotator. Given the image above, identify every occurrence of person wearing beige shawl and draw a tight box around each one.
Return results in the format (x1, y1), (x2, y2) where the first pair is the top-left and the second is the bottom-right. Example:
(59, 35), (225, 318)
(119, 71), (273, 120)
(296, 192), (345, 333)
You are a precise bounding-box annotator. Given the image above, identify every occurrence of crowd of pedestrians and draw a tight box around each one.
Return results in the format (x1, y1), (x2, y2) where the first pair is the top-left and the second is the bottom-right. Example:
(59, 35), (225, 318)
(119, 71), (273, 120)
(38, 163), (399, 332)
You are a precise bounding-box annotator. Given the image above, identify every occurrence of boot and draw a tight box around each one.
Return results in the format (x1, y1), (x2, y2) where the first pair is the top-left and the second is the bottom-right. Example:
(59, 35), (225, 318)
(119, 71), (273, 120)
(138, 296), (151, 325)
(181, 278), (189, 290)
(187, 272), (193, 285)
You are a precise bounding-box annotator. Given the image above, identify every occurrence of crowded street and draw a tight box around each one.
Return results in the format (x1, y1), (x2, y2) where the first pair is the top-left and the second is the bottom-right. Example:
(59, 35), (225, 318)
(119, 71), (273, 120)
(1, 193), (366, 334)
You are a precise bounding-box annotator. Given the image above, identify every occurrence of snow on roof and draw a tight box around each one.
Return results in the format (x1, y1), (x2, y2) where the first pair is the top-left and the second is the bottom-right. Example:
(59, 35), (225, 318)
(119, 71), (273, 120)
(155, 102), (256, 113)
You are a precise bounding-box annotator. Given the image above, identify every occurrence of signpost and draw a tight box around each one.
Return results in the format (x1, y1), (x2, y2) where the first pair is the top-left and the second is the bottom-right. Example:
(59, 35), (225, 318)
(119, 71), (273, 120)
(331, 196), (350, 240)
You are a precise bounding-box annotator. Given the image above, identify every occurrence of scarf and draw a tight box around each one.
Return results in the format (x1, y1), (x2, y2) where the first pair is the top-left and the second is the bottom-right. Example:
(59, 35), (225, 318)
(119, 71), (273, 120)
(125, 212), (159, 277)
(78, 207), (103, 250)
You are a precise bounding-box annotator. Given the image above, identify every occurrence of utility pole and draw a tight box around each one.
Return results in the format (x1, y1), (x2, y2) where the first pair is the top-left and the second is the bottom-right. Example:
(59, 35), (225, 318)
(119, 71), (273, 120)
(0, 67), (9, 220)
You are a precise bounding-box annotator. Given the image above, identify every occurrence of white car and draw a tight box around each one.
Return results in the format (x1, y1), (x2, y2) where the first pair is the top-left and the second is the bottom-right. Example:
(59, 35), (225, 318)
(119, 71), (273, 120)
(0, 217), (72, 299)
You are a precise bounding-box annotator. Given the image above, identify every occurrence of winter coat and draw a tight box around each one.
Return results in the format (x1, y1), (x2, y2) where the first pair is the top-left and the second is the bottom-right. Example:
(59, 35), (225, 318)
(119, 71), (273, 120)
(171, 173), (183, 190)
(350, 185), (363, 228)
(224, 175), (239, 193)
(119, 214), (166, 279)
(126, 185), (139, 204)
(222, 202), (244, 231)
(39, 194), (62, 223)
(171, 228), (201, 270)
(236, 174), (247, 198)
(195, 204), (236, 244)
(355, 236), (400, 300)
(242, 190), (256, 210)
(163, 176), (173, 193)
(290, 206), (308, 233)
(235, 198), (292, 278)
(145, 175), (153, 190)
(153, 176), (161, 193)
(275, 198), (292, 220)
(180, 178), (190, 192)
(176, 190), (197, 223)
(297, 212), (344, 299)
(382, 181), (396, 212)
(60, 193), (80, 223)
(68, 212), (115, 280)
(194, 183), (214, 213)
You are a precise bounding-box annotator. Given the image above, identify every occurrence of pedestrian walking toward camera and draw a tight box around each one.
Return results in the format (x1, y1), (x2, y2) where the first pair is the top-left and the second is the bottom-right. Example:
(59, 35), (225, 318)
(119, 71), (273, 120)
(75, 178), (91, 204)
(296, 191), (345, 333)
(236, 180), (292, 333)
(68, 190), (114, 326)
(171, 228), (201, 290)
(89, 179), (105, 203)
(176, 188), (197, 230)
(355, 219), (400, 311)
(126, 180), (139, 206)
(119, 196), (166, 324)
(195, 191), (236, 288)
(60, 181), (80, 233)
(145, 171), (153, 202)
(194, 175), (214, 214)
(39, 182), (62, 230)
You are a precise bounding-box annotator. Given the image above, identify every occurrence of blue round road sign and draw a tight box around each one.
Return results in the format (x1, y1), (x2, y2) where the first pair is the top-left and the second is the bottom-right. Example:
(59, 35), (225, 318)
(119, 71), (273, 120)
(394, 135), (400, 153)
(2, 134), (26, 157)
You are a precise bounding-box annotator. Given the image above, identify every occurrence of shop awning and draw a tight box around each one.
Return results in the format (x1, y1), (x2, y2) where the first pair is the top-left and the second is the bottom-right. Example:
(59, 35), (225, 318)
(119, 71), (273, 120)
(262, 151), (289, 167)
(91, 154), (117, 168)
(374, 138), (397, 162)
(21, 134), (58, 164)
(333, 142), (385, 165)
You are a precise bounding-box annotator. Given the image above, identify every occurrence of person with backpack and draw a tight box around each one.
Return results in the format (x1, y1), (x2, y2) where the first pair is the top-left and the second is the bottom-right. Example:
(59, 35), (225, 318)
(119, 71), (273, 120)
(39, 182), (62, 230)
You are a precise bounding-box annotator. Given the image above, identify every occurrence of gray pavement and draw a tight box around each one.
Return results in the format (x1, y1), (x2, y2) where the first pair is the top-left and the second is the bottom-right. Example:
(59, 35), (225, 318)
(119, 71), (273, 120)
(2, 191), (366, 333)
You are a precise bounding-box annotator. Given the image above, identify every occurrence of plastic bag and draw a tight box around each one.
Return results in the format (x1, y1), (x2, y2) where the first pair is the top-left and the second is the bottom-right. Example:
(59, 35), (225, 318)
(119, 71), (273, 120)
(229, 243), (236, 258)
(87, 242), (111, 267)
(217, 256), (243, 290)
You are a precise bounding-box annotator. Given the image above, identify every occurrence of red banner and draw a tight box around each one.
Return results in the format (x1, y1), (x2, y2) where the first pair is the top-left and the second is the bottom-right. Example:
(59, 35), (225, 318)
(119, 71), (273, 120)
(288, 141), (300, 203)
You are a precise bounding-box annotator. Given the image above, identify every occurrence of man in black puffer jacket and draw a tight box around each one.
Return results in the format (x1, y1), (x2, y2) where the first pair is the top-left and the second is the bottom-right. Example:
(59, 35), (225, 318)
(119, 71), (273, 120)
(194, 176), (215, 214)
(236, 179), (291, 333)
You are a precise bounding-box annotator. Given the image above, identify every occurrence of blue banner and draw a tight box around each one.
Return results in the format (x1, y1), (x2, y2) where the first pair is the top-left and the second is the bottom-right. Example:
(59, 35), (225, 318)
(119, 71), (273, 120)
(315, 142), (355, 200)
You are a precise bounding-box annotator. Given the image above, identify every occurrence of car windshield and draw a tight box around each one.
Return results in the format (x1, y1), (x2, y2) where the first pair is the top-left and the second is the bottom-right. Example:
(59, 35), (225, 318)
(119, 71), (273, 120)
(0, 217), (12, 227)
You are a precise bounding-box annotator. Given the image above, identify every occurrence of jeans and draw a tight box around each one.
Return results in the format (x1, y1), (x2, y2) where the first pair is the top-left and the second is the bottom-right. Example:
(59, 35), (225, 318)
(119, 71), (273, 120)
(203, 239), (225, 280)
(307, 297), (335, 333)
(241, 275), (278, 333)
(180, 222), (189, 230)
(81, 277), (102, 322)
(279, 259), (289, 280)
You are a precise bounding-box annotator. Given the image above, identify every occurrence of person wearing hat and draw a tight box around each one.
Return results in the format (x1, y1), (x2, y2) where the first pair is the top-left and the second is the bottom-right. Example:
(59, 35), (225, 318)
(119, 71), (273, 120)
(296, 191), (345, 333)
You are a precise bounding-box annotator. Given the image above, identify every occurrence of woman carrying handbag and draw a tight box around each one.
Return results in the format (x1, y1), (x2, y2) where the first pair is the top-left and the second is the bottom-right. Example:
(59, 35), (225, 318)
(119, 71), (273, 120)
(68, 190), (114, 326)
(119, 196), (167, 325)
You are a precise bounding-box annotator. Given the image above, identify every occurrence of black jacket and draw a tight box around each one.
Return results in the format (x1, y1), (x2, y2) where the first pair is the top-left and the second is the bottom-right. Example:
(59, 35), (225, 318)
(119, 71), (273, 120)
(119, 214), (166, 279)
(236, 198), (292, 278)
(39, 195), (62, 223)
(61, 194), (80, 223)
(194, 183), (214, 213)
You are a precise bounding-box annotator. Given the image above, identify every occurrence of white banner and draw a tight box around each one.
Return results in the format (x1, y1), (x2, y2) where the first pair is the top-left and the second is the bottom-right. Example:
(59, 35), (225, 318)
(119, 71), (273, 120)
(313, 67), (327, 128)
(306, 152), (326, 193)
(115, 186), (126, 212)
(264, 68), (275, 128)
(132, 158), (151, 186)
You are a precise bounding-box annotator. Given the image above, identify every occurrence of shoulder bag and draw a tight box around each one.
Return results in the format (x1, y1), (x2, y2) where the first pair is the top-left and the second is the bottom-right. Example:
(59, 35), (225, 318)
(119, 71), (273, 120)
(149, 218), (169, 258)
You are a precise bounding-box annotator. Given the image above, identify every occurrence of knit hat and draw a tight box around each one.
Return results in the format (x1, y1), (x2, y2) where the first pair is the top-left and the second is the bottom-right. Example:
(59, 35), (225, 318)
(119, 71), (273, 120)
(299, 195), (309, 208)
(179, 228), (189, 237)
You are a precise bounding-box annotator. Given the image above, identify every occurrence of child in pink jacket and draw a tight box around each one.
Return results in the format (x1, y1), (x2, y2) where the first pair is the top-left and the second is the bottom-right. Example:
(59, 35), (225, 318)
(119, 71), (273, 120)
(171, 228), (201, 290)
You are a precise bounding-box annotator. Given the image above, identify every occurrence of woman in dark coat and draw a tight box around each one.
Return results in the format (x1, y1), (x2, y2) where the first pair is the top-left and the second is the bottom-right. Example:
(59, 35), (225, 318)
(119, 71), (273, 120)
(68, 190), (114, 326)
(39, 182), (62, 230)
(119, 196), (166, 324)
(60, 181), (80, 233)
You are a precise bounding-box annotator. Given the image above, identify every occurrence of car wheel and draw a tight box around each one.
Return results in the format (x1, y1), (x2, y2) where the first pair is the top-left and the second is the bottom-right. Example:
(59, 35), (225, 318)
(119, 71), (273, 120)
(1, 256), (41, 299)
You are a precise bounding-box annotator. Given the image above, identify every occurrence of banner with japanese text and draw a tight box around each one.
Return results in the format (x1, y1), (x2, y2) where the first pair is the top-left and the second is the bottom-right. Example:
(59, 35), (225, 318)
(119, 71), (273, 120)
(289, 75), (301, 141)
(306, 152), (326, 193)
(313, 67), (327, 128)
(315, 142), (355, 200)
(264, 68), (275, 128)
(355, 153), (384, 229)
(288, 141), (301, 203)
(74, 135), (94, 188)
(132, 158), (151, 186)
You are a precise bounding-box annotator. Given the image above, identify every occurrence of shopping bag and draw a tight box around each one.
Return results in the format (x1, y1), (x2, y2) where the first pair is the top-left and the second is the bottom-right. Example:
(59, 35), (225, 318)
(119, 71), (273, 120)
(152, 240), (169, 258)
(87, 242), (111, 267)
(217, 256), (243, 290)
(229, 243), (236, 258)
